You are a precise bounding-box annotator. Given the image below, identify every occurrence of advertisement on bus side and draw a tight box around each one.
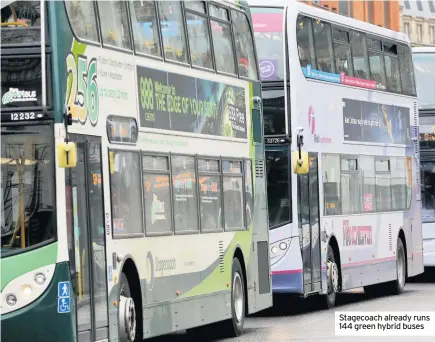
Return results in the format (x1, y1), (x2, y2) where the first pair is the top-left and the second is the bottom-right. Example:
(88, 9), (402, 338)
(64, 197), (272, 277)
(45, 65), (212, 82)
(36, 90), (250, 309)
(136, 65), (247, 139)
(342, 98), (411, 145)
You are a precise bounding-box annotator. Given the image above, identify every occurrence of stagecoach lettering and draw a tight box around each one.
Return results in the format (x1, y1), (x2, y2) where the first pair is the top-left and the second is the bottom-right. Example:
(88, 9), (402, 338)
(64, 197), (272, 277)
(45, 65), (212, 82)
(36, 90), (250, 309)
(155, 257), (176, 275)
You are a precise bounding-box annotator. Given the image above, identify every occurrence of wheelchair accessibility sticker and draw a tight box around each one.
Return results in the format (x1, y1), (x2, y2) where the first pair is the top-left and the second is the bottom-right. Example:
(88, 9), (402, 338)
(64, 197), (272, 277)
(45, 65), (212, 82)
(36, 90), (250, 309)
(57, 281), (71, 314)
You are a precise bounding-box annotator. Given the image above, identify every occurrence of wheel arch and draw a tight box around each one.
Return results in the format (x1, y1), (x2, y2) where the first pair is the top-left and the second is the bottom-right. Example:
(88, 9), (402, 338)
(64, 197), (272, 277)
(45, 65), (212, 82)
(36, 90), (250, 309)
(120, 256), (143, 339)
(398, 228), (408, 278)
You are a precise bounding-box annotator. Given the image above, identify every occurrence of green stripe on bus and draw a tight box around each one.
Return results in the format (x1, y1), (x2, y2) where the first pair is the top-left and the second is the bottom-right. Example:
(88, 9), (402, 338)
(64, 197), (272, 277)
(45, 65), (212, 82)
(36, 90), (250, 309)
(1, 242), (58, 290)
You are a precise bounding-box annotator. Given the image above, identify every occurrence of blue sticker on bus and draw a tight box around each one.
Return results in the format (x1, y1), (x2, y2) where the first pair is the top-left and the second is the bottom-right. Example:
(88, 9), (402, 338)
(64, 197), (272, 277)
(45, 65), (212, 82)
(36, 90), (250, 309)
(57, 297), (70, 313)
(108, 266), (113, 282)
(58, 281), (70, 298)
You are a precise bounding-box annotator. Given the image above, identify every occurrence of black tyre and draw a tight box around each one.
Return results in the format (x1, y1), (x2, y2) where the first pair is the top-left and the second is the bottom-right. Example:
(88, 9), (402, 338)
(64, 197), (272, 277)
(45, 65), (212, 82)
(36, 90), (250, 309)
(324, 244), (339, 309)
(220, 257), (246, 337)
(385, 237), (406, 295)
(118, 272), (140, 342)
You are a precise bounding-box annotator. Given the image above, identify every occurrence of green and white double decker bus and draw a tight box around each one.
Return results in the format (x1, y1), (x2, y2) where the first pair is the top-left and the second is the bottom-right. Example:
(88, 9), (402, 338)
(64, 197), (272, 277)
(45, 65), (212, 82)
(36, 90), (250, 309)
(1, 1), (272, 341)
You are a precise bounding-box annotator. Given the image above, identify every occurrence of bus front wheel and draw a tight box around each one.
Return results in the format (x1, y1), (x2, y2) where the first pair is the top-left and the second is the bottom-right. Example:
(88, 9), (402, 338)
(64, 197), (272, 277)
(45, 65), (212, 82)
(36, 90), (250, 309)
(118, 272), (138, 342)
(324, 244), (339, 309)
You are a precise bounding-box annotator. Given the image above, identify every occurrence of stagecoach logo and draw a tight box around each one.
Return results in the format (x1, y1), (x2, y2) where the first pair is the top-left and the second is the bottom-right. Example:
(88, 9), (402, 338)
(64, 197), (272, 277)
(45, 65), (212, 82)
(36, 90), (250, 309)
(2, 88), (37, 105)
(144, 251), (177, 291)
(307, 105), (332, 143)
(145, 251), (155, 291)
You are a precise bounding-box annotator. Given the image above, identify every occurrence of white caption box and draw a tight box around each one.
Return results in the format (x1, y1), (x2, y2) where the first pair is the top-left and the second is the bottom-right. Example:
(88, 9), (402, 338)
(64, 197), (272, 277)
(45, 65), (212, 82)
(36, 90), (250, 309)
(335, 311), (435, 336)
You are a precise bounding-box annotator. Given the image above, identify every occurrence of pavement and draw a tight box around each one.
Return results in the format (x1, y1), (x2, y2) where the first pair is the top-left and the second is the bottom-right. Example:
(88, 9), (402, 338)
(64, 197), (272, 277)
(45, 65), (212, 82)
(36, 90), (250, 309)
(146, 269), (435, 342)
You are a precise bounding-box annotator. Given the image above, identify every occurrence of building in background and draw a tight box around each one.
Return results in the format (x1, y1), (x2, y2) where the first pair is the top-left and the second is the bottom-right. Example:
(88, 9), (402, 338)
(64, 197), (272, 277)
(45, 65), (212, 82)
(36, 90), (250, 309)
(400, 0), (435, 46)
(303, 0), (400, 31)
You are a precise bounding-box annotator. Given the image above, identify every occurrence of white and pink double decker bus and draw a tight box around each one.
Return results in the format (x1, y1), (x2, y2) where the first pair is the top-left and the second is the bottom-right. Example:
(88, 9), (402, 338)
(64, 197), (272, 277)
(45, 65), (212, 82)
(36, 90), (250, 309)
(249, 0), (424, 308)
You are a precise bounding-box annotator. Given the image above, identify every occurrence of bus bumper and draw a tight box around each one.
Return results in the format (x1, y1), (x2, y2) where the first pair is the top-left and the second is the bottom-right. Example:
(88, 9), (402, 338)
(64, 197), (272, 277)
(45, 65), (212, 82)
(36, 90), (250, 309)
(271, 270), (303, 293)
(1, 262), (76, 342)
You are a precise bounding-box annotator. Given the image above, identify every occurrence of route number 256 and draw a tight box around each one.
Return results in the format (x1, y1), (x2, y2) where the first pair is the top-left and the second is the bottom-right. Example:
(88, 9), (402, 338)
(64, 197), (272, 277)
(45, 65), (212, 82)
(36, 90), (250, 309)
(66, 54), (99, 125)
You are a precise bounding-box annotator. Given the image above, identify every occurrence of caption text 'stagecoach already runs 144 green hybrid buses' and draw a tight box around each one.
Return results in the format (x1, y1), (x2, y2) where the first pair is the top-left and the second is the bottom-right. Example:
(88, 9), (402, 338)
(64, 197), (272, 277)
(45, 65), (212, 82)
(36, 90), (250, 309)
(249, 0), (424, 308)
(0, 1), (272, 341)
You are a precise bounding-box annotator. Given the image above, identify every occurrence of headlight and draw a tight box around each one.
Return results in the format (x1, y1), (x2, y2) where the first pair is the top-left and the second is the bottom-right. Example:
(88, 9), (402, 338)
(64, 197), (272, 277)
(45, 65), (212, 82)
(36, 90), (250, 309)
(34, 273), (46, 285)
(271, 246), (279, 254)
(279, 242), (288, 250)
(5, 294), (17, 306)
(1, 264), (55, 315)
(21, 285), (33, 298)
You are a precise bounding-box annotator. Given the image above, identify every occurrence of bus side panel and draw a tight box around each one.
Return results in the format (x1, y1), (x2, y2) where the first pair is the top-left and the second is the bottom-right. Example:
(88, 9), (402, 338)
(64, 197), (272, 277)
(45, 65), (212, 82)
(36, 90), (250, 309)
(249, 81), (273, 314)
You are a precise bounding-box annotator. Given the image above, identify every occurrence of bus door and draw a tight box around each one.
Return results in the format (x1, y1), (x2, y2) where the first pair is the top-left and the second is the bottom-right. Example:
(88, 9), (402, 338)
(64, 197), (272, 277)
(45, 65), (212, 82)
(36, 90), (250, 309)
(65, 134), (109, 342)
(297, 152), (322, 294)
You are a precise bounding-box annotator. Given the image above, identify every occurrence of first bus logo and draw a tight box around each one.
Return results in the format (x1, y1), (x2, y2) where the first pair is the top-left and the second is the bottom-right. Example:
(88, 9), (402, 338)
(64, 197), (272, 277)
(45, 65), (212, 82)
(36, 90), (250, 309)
(308, 105), (316, 135)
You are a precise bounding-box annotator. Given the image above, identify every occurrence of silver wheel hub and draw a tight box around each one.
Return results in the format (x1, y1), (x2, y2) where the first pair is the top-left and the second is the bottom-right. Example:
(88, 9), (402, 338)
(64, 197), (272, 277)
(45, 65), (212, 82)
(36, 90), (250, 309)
(233, 272), (244, 323)
(327, 260), (339, 293)
(118, 295), (136, 341)
(397, 250), (405, 288)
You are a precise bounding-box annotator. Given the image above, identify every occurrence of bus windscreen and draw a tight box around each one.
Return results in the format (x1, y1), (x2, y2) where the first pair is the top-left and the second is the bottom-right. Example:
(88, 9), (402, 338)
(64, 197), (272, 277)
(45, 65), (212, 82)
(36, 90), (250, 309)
(251, 7), (284, 82)
(413, 52), (435, 110)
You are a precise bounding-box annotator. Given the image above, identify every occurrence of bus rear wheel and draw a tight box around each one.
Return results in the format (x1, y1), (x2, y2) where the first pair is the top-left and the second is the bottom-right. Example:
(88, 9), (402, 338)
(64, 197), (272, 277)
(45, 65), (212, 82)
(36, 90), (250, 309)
(385, 237), (406, 295)
(118, 272), (138, 342)
(221, 257), (246, 337)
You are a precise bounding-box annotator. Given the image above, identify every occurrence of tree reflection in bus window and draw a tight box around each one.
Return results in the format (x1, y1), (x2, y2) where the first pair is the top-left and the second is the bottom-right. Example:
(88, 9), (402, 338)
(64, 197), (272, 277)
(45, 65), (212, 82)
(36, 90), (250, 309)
(398, 44), (416, 96)
(266, 149), (291, 227)
(210, 20), (236, 74)
(98, 1), (131, 49)
(359, 155), (376, 213)
(109, 151), (143, 236)
(421, 161), (435, 222)
(244, 160), (254, 228)
(142, 155), (172, 234)
(341, 173), (361, 214)
(185, 11), (213, 69)
(1, 125), (55, 253)
(222, 160), (244, 230)
(334, 42), (353, 77)
(198, 159), (222, 231)
(312, 19), (334, 73)
(384, 55), (401, 93)
(171, 155), (198, 232)
(368, 51), (386, 87)
(322, 154), (341, 216)
(391, 157), (407, 210)
(185, 1), (205, 13)
(231, 10), (258, 79)
(296, 16), (316, 68)
(65, 1), (99, 42)
(158, 1), (187, 63)
(375, 159), (391, 211)
(350, 31), (369, 79)
(129, 1), (161, 56)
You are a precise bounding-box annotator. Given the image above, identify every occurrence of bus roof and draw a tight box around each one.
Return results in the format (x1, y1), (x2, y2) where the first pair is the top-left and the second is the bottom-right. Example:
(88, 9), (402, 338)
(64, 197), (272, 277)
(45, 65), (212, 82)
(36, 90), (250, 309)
(412, 46), (435, 53)
(248, 0), (411, 45)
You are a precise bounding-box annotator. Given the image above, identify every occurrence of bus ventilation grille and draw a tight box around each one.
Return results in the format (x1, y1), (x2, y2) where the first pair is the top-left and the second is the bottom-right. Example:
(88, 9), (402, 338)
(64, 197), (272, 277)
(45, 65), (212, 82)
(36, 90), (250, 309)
(219, 240), (224, 273)
(255, 159), (264, 178)
(388, 224), (393, 251)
